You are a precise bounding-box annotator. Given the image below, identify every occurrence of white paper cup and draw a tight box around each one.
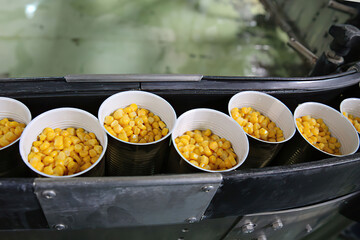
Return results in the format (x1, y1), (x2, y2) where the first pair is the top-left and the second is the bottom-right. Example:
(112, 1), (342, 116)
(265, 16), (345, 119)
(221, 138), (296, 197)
(276, 102), (359, 165)
(98, 91), (177, 176)
(228, 91), (296, 168)
(340, 98), (360, 134)
(167, 108), (249, 173)
(19, 108), (107, 178)
(0, 97), (32, 177)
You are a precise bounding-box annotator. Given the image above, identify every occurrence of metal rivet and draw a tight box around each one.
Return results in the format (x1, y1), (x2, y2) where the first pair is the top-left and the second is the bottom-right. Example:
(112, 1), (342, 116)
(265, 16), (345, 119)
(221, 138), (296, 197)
(272, 219), (283, 230)
(242, 221), (255, 234)
(201, 185), (214, 192)
(42, 190), (56, 199)
(306, 224), (312, 233)
(181, 228), (189, 233)
(186, 217), (197, 224)
(54, 224), (67, 230)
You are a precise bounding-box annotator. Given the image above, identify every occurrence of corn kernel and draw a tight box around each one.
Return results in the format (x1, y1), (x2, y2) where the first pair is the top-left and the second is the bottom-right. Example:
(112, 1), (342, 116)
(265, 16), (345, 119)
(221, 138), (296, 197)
(54, 136), (64, 150)
(113, 108), (124, 120)
(80, 162), (92, 171)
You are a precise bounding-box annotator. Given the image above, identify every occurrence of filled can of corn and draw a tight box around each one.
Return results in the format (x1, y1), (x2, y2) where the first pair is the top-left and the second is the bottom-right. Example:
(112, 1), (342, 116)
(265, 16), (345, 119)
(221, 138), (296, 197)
(98, 91), (177, 176)
(228, 91), (296, 168)
(274, 102), (359, 165)
(167, 108), (249, 173)
(0, 97), (32, 177)
(340, 98), (360, 135)
(19, 108), (107, 178)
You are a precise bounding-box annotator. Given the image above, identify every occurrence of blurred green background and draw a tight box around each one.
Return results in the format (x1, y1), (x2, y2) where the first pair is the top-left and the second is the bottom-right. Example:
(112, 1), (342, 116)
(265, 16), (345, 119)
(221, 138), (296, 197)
(0, 0), (308, 78)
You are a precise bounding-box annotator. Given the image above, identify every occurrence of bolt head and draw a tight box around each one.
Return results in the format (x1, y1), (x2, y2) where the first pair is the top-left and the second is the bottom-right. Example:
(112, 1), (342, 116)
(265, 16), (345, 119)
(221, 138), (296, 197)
(272, 219), (283, 230)
(186, 217), (197, 224)
(54, 224), (67, 230)
(242, 222), (255, 234)
(201, 185), (214, 192)
(42, 190), (56, 199)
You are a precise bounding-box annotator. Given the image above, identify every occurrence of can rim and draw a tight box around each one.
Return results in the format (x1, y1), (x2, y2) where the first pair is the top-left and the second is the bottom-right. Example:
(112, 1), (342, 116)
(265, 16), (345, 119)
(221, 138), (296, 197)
(98, 90), (177, 146)
(0, 97), (32, 151)
(171, 108), (249, 173)
(294, 102), (359, 157)
(340, 98), (360, 134)
(19, 107), (108, 178)
(228, 91), (296, 144)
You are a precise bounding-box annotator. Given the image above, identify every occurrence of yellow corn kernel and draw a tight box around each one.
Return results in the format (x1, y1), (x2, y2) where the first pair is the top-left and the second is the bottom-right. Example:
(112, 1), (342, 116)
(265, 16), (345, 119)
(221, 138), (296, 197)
(158, 121), (166, 129)
(161, 128), (169, 136)
(60, 130), (69, 137)
(129, 103), (138, 112)
(55, 151), (66, 162)
(329, 137), (337, 144)
(152, 122), (159, 129)
(0, 136), (9, 147)
(32, 140), (43, 147)
(43, 166), (54, 175)
(90, 156), (99, 164)
(209, 141), (219, 151)
(48, 151), (57, 158)
(118, 131), (128, 142)
(41, 155), (54, 165)
(80, 162), (92, 171)
(189, 160), (199, 167)
(113, 108), (124, 119)
(38, 133), (46, 141)
(194, 134), (204, 143)
(222, 141), (231, 150)
(119, 115), (131, 126)
(29, 154), (41, 165)
(137, 109), (147, 117)
(31, 146), (40, 153)
(154, 134), (162, 141)
(33, 162), (45, 172)
(86, 139), (98, 146)
(5, 131), (17, 142)
(189, 152), (199, 160)
(104, 115), (114, 125)
(44, 130), (56, 141)
(53, 166), (64, 176)
(93, 145), (102, 154)
(79, 150), (89, 158)
(63, 137), (72, 148)
(203, 146), (212, 157)
(41, 144), (53, 155)
(67, 161), (79, 173)
(14, 126), (23, 136)
(54, 136), (64, 150)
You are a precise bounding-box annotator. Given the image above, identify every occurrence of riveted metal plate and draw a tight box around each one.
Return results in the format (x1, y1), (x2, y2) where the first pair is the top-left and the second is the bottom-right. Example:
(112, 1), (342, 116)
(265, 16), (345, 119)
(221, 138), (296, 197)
(34, 173), (221, 229)
(223, 191), (359, 240)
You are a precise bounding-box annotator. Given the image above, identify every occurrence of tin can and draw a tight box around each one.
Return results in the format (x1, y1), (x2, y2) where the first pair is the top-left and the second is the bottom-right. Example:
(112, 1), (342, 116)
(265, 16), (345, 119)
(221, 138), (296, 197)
(274, 102), (359, 165)
(0, 97), (32, 177)
(167, 108), (249, 173)
(228, 91), (296, 168)
(19, 108), (107, 178)
(98, 91), (177, 176)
